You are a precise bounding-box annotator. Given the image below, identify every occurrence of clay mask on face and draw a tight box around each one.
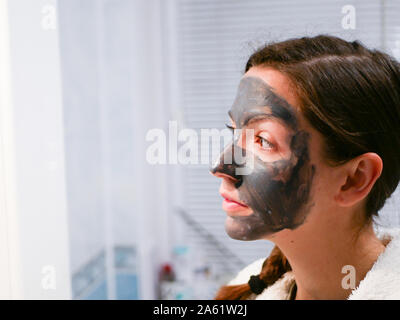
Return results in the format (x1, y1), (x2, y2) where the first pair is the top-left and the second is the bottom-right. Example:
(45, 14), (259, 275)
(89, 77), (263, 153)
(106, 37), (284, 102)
(211, 76), (315, 240)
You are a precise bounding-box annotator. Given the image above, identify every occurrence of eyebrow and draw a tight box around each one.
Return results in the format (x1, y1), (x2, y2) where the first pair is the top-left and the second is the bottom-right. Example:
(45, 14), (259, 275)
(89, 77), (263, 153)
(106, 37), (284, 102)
(227, 110), (292, 131)
(242, 112), (279, 127)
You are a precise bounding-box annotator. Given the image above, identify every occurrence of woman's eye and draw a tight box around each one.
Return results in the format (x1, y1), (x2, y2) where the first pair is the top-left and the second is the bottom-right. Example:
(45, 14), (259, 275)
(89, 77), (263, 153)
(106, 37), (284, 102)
(257, 136), (274, 150)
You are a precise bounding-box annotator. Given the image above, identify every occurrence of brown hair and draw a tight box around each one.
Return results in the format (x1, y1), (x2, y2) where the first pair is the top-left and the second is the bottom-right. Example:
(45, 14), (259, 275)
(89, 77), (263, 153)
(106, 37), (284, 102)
(215, 35), (400, 300)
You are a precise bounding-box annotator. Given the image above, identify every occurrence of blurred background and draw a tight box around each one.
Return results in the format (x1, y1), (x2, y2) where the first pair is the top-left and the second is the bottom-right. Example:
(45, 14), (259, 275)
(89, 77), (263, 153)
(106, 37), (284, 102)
(0, 0), (399, 299)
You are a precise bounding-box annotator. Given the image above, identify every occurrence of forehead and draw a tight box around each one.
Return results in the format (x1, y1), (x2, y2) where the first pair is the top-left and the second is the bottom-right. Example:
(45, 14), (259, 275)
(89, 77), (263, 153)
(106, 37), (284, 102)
(244, 66), (299, 108)
(230, 67), (312, 129)
(229, 67), (302, 128)
(229, 76), (297, 129)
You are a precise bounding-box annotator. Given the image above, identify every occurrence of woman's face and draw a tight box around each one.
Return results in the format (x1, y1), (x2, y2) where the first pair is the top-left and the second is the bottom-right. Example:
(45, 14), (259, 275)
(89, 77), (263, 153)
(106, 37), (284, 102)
(211, 66), (333, 241)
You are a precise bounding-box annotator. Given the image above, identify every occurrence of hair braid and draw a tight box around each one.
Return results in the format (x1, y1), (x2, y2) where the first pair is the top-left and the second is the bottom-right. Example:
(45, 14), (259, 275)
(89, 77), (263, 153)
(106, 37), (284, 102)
(215, 245), (291, 300)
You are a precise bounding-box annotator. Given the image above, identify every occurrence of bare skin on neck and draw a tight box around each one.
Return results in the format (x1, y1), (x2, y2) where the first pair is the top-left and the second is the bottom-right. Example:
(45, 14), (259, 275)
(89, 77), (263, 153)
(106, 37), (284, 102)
(275, 219), (386, 300)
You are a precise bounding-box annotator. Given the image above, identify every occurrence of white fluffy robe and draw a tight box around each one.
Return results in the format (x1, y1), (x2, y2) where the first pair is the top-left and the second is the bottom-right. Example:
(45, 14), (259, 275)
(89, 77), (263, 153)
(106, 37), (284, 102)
(227, 228), (400, 300)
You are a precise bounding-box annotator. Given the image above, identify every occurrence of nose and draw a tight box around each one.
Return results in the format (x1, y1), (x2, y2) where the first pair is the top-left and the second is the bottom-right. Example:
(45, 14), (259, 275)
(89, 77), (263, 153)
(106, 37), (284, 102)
(211, 168), (238, 183)
(209, 143), (242, 186)
(210, 163), (241, 190)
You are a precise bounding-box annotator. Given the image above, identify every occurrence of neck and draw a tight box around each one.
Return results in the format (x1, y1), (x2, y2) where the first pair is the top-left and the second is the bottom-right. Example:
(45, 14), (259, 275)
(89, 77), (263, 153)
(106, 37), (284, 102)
(273, 220), (386, 300)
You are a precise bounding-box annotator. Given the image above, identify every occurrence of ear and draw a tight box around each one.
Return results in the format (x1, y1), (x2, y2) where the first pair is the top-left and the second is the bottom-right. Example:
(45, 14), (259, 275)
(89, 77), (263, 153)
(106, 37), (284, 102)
(334, 153), (383, 207)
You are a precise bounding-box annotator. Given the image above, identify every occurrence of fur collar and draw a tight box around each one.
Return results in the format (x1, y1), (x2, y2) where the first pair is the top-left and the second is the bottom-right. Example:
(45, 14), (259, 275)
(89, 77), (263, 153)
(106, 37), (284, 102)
(228, 228), (400, 300)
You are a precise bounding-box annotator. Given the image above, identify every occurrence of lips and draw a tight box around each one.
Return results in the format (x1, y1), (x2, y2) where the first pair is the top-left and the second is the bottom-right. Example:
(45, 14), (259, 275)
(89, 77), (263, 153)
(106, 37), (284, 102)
(220, 191), (252, 216)
(220, 192), (248, 207)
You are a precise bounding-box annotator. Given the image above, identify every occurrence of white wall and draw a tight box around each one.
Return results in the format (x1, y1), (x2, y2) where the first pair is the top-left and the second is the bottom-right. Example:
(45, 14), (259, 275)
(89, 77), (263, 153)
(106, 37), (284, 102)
(0, 0), (71, 299)
(58, 0), (174, 299)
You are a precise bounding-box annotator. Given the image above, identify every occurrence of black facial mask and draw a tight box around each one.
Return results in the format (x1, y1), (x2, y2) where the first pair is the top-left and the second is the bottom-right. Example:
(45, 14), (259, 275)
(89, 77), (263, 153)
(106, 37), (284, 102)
(211, 77), (315, 240)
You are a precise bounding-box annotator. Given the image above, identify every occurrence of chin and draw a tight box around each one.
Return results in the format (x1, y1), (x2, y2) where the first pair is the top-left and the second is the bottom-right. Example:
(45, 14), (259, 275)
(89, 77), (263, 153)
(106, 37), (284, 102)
(224, 217), (264, 241)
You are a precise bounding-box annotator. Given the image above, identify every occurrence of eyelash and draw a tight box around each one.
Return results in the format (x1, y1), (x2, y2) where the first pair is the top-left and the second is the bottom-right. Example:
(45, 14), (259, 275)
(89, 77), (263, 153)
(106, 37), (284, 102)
(225, 123), (275, 150)
(225, 123), (235, 132)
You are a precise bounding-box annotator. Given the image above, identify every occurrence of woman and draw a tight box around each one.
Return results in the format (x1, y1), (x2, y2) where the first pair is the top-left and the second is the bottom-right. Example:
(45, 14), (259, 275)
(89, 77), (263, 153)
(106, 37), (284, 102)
(210, 35), (400, 300)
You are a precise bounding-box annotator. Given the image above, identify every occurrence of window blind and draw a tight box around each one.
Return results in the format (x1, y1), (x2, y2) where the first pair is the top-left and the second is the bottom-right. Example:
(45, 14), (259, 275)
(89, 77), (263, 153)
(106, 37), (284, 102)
(173, 0), (399, 275)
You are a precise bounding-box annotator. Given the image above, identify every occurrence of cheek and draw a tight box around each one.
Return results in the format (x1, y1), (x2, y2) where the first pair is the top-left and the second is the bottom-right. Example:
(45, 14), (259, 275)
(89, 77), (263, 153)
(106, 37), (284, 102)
(309, 163), (337, 210)
(253, 149), (293, 170)
(238, 158), (295, 216)
(305, 137), (335, 206)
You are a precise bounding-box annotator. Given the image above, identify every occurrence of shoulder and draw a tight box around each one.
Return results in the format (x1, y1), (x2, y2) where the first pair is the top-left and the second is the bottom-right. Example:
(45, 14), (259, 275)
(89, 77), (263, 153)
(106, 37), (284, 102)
(228, 258), (265, 286)
(227, 258), (295, 300)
